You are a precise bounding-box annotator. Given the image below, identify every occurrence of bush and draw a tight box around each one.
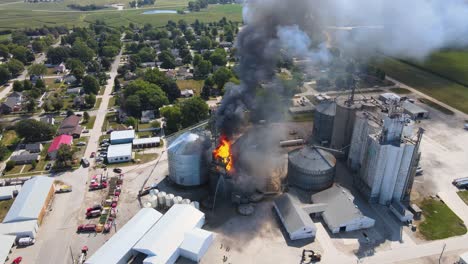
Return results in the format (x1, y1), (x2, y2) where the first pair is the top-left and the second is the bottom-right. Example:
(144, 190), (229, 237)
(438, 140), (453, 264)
(5, 160), (15, 171)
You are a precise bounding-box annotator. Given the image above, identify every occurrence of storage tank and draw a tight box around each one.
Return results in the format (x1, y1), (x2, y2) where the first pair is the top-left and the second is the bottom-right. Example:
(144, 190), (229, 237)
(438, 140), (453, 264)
(174, 196), (183, 204)
(143, 202), (152, 208)
(149, 195), (158, 208)
(157, 192), (166, 208)
(313, 101), (336, 145)
(288, 146), (336, 191)
(165, 194), (174, 208)
(168, 132), (211, 186)
(190, 201), (200, 209)
(331, 98), (362, 152)
(149, 189), (159, 196)
(182, 198), (191, 205)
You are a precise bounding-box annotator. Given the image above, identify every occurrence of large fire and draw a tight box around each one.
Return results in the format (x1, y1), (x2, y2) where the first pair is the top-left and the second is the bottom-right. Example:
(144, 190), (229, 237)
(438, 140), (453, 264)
(213, 135), (234, 172)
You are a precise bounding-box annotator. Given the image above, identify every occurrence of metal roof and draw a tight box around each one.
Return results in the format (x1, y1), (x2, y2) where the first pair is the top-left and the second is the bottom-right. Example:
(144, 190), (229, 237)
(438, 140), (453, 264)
(110, 130), (135, 141)
(402, 101), (428, 114)
(133, 137), (161, 145)
(0, 185), (21, 200)
(311, 185), (372, 230)
(460, 251), (468, 263)
(10, 152), (39, 162)
(168, 132), (207, 155)
(316, 101), (336, 116)
(0, 220), (37, 236)
(133, 204), (205, 264)
(86, 208), (162, 264)
(274, 194), (316, 235)
(107, 144), (132, 159)
(288, 146), (336, 172)
(3, 176), (54, 223)
(0, 234), (15, 264)
(180, 228), (213, 258)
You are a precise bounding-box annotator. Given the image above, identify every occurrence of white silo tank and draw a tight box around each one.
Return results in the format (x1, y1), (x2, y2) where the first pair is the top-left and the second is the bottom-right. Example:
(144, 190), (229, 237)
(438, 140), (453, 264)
(174, 196), (183, 204)
(182, 198), (191, 205)
(149, 195), (158, 208)
(157, 192), (166, 208)
(143, 202), (152, 208)
(150, 189), (159, 196)
(165, 194), (175, 207)
(190, 201), (200, 209)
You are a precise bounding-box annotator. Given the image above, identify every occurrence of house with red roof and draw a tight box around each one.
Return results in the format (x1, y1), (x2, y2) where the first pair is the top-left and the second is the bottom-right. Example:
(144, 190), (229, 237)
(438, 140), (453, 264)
(48, 135), (73, 159)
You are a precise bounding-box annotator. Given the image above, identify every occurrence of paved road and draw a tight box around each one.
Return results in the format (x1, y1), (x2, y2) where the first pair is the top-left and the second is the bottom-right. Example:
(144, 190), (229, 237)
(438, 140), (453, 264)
(10, 44), (123, 264)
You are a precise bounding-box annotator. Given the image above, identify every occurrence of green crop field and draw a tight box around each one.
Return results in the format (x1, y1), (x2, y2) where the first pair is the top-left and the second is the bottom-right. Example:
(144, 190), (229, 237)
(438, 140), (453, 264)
(0, 3), (242, 30)
(377, 57), (468, 114)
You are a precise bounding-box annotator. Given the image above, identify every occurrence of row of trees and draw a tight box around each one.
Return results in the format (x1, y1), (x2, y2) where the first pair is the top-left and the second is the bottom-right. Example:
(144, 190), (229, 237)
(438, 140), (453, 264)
(161, 96), (209, 134)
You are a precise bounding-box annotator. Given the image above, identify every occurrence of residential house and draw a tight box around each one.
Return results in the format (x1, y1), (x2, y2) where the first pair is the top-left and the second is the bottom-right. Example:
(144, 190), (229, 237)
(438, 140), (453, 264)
(175, 57), (183, 66)
(10, 151), (39, 165)
(73, 95), (86, 108)
(30, 75), (43, 84)
(141, 110), (155, 124)
(40, 115), (55, 125)
(54, 63), (67, 73)
(1, 92), (23, 114)
(219, 41), (233, 48)
(63, 75), (77, 85)
(47, 135), (73, 159)
(57, 115), (82, 138)
(141, 62), (156, 68)
(66, 87), (82, 95)
(181, 90), (194, 98)
(24, 143), (42, 153)
(165, 70), (177, 80)
(171, 49), (180, 57)
(124, 72), (137, 81)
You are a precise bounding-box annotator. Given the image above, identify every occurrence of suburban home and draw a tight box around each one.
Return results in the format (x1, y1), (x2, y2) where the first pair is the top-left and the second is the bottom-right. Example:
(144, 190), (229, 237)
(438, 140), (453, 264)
(141, 62), (156, 68)
(219, 41), (233, 48)
(73, 95), (86, 108)
(175, 57), (183, 66)
(57, 115), (82, 138)
(29, 75), (43, 84)
(141, 110), (155, 124)
(54, 62), (66, 73)
(181, 90), (194, 98)
(1, 92), (23, 114)
(63, 75), (77, 85)
(66, 87), (82, 95)
(24, 143), (43, 153)
(40, 115), (55, 125)
(165, 70), (177, 79)
(10, 151), (40, 165)
(48, 135), (73, 159)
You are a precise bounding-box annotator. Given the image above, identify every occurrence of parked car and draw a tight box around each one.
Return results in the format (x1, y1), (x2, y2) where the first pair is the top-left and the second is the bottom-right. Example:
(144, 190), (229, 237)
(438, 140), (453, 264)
(113, 168), (122, 173)
(45, 163), (52, 170)
(82, 129), (89, 133)
(77, 142), (86, 146)
(77, 224), (96, 233)
(90, 152), (96, 158)
(18, 237), (35, 247)
(12, 257), (22, 264)
(86, 209), (102, 218)
(104, 217), (114, 233)
(416, 167), (423, 176)
(56, 185), (72, 193)
(96, 157), (104, 162)
(86, 204), (102, 213)
(81, 158), (90, 167)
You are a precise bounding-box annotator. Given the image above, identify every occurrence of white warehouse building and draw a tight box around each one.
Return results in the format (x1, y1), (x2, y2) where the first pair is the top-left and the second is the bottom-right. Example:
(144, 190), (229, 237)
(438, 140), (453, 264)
(107, 144), (133, 164)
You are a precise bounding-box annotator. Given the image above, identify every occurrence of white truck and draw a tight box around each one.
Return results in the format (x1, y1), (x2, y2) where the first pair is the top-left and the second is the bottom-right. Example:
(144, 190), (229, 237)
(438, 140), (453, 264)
(18, 237), (35, 246)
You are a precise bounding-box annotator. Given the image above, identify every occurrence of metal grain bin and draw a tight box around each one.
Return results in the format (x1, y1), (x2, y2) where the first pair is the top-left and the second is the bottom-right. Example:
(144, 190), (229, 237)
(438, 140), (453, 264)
(313, 101), (336, 145)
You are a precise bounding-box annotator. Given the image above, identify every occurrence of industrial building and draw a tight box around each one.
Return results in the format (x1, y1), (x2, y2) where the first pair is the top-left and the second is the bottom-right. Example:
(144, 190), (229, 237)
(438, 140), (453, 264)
(87, 205), (214, 264)
(168, 133), (210, 187)
(0, 234), (15, 264)
(85, 208), (163, 264)
(0, 220), (38, 239)
(273, 194), (317, 241)
(313, 101), (336, 145)
(402, 101), (429, 120)
(460, 252), (468, 264)
(379, 93), (401, 103)
(287, 146), (336, 191)
(110, 130), (135, 144)
(107, 144), (133, 164)
(348, 109), (423, 205)
(133, 137), (161, 149)
(0, 185), (20, 201)
(330, 97), (363, 151)
(2, 176), (54, 224)
(311, 185), (375, 233)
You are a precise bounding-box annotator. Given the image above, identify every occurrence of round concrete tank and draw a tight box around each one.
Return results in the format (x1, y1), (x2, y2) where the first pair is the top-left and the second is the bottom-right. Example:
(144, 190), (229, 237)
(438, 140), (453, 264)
(168, 132), (210, 187)
(313, 101), (336, 144)
(331, 98), (362, 150)
(288, 146), (336, 191)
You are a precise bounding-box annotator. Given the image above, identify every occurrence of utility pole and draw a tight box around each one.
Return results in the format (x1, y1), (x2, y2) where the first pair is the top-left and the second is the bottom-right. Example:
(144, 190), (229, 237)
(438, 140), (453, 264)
(70, 245), (75, 264)
(439, 243), (446, 264)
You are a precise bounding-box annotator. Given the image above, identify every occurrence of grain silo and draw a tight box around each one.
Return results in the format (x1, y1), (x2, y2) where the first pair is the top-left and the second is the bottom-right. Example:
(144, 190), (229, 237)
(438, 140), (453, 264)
(287, 146), (336, 191)
(313, 101), (336, 145)
(168, 132), (210, 186)
(330, 98), (362, 152)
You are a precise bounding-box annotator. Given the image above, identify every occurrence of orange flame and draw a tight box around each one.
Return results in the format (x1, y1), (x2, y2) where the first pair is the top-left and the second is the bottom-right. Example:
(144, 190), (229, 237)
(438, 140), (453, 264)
(213, 136), (234, 172)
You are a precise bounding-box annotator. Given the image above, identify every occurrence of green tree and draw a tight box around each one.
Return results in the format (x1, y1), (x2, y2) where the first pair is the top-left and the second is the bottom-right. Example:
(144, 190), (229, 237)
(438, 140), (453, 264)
(35, 79), (46, 90)
(159, 38), (172, 51)
(0, 65), (12, 84)
(83, 111), (90, 122)
(194, 60), (212, 79)
(114, 78), (121, 92)
(15, 119), (55, 142)
(56, 144), (74, 168)
(102, 46), (119, 58)
(0, 44), (9, 58)
(125, 117), (138, 128)
(158, 51), (176, 69)
(125, 95), (142, 117)
(10, 46), (34, 64)
(66, 59), (85, 81)
(143, 68), (180, 102)
(85, 94), (96, 108)
(47, 46), (71, 64)
(31, 160), (37, 169)
(6, 59), (24, 77)
(151, 120), (161, 129)
(124, 80), (169, 117)
(160, 105), (182, 134)
(193, 54), (202, 67)
(11, 32), (29, 46)
(32, 40), (47, 53)
(213, 67), (232, 89)
(71, 39), (95, 63)
(5, 160), (16, 171)
(82, 75), (100, 94)
(26, 98), (36, 112)
(28, 64), (47, 76)
(209, 48), (227, 66)
(0, 144), (9, 161)
(180, 97), (209, 127)
(23, 80), (33, 90)
(12, 80), (23, 92)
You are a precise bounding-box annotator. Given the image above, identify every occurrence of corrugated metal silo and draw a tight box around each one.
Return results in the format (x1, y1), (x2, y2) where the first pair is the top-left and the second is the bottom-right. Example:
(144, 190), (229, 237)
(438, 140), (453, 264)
(313, 101), (336, 144)
(331, 98), (362, 151)
(168, 132), (210, 186)
(288, 146), (336, 191)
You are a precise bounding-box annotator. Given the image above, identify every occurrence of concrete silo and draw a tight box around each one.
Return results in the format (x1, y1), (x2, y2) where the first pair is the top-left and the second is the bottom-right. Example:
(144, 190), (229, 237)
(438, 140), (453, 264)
(287, 146), (336, 191)
(168, 132), (210, 187)
(313, 101), (336, 145)
(331, 98), (362, 152)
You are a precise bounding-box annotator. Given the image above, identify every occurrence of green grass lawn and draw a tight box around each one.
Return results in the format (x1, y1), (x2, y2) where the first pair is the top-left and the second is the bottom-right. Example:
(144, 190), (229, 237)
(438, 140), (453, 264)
(4, 165), (24, 175)
(390, 87), (411, 94)
(1, 130), (18, 146)
(93, 98), (102, 110)
(377, 57), (468, 114)
(458, 191), (468, 205)
(418, 198), (467, 240)
(108, 96), (116, 108)
(134, 152), (158, 164)
(83, 115), (96, 129)
(0, 199), (14, 222)
(44, 78), (63, 90)
(176, 79), (204, 96)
